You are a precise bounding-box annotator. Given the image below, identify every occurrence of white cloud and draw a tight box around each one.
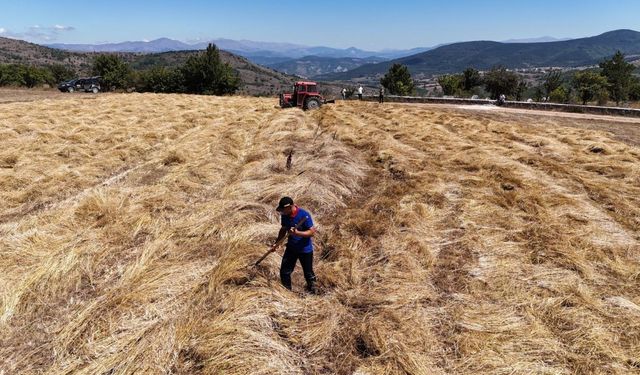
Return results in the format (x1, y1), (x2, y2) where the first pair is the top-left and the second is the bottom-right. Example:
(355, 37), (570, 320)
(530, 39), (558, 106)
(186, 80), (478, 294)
(54, 24), (75, 31)
(1, 24), (76, 42)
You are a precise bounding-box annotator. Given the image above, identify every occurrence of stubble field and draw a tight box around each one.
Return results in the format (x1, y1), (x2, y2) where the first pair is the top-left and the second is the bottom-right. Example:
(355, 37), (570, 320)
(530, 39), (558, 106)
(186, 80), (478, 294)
(1, 94), (639, 374)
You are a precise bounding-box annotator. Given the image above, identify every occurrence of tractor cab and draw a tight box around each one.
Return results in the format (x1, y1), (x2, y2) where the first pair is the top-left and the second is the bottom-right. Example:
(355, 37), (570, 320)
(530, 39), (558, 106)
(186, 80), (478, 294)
(293, 82), (317, 107)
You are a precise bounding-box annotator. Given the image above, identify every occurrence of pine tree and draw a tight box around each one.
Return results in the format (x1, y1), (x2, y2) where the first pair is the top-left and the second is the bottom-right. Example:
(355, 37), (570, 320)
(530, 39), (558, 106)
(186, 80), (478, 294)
(181, 44), (240, 95)
(600, 51), (636, 106)
(380, 64), (415, 96)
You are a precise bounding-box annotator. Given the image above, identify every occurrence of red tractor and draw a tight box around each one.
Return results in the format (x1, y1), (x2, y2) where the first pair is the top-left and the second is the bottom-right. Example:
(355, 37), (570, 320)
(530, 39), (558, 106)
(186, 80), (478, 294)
(279, 81), (335, 110)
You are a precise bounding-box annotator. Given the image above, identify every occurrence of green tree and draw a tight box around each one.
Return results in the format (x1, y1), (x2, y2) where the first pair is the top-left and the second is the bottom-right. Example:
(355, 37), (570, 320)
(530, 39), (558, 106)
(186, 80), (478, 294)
(0, 64), (26, 86)
(515, 81), (528, 101)
(92, 54), (132, 91)
(533, 86), (545, 102)
(600, 51), (636, 105)
(137, 67), (184, 93)
(483, 66), (519, 99)
(0, 64), (57, 87)
(181, 43), (240, 95)
(549, 86), (569, 103)
(596, 89), (610, 106)
(629, 77), (640, 101)
(572, 70), (609, 105)
(437, 74), (463, 96)
(380, 63), (415, 95)
(48, 64), (76, 84)
(462, 67), (482, 91)
(23, 66), (53, 88)
(543, 70), (563, 99)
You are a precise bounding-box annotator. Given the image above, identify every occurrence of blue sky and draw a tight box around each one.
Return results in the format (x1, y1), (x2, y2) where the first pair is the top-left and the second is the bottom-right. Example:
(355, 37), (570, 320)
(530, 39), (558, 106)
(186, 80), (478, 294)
(1, 0), (639, 49)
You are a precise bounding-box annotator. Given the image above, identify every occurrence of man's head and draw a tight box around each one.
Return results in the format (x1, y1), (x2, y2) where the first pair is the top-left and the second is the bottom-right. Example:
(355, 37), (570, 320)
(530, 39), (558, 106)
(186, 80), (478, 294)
(276, 196), (294, 215)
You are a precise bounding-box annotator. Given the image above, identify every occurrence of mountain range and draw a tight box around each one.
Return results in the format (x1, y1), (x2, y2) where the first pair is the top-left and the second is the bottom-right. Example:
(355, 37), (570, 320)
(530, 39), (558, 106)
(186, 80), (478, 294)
(264, 56), (388, 79)
(49, 33), (638, 81)
(501, 36), (572, 43)
(318, 29), (640, 80)
(46, 38), (434, 60)
(44, 38), (440, 79)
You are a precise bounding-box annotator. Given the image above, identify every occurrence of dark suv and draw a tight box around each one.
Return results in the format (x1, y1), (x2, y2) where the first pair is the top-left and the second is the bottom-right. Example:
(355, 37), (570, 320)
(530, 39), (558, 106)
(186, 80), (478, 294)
(58, 76), (102, 93)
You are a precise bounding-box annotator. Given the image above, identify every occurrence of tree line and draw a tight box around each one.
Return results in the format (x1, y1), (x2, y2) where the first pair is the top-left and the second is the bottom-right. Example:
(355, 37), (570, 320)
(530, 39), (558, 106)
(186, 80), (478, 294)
(0, 44), (240, 95)
(438, 51), (640, 105)
(380, 51), (640, 106)
(3, 46), (638, 105)
(0, 63), (75, 87)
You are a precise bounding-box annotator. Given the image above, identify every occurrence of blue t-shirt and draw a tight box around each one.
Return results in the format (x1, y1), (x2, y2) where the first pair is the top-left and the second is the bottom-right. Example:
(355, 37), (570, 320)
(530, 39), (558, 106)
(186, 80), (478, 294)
(281, 207), (314, 253)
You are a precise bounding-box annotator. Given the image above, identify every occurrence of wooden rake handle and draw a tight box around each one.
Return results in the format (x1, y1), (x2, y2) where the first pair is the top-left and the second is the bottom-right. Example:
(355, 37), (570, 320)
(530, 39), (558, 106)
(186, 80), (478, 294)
(253, 216), (309, 267)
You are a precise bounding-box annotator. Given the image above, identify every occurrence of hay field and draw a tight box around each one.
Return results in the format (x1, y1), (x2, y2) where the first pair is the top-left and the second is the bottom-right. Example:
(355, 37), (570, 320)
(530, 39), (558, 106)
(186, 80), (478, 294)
(0, 88), (72, 104)
(1, 94), (639, 374)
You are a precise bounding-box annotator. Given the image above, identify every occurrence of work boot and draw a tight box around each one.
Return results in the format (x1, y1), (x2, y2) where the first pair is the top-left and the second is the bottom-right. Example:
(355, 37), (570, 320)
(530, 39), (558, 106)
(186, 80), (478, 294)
(306, 280), (317, 295)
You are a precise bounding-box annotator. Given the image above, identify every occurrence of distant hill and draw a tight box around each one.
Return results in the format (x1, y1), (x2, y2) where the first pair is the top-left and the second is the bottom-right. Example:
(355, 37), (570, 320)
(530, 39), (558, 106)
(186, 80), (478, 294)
(0, 36), (297, 95)
(47, 38), (194, 53)
(265, 55), (387, 78)
(0, 37), (91, 72)
(501, 36), (572, 43)
(46, 38), (435, 62)
(320, 29), (640, 80)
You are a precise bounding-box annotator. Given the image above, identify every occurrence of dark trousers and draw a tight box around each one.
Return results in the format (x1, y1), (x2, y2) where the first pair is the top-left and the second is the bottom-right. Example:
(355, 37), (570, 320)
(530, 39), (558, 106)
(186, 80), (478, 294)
(280, 248), (316, 290)
(358, 94), (362, 100)
(379, 95), (384, 103)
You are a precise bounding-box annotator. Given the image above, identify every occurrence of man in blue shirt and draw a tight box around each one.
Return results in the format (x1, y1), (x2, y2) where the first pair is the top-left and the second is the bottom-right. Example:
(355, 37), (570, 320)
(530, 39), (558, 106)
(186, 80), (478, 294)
(270, 196), (317, 293)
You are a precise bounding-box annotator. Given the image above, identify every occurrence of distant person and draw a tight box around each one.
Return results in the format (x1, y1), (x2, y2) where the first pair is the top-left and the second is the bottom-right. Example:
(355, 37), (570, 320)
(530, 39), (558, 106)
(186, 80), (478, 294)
(358, 86), (363, 100)
(341, 88), (347, 100)
(497, 94), (506, 106)
(378, 87), (384, 103)
(270, 196), (317, 294)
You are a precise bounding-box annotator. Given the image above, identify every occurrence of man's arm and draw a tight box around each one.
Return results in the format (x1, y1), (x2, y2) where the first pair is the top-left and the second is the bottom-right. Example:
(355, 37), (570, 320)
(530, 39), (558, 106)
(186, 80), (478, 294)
(290, 226), (316, 238)
(270, 227), (288, 252)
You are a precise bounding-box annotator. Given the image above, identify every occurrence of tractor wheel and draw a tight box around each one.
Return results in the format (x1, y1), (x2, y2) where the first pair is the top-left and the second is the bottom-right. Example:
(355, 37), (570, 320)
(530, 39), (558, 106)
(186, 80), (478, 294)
(305, 98), (321, 110)
(68, 87), (74, 93)
(92, 87), (99, 94)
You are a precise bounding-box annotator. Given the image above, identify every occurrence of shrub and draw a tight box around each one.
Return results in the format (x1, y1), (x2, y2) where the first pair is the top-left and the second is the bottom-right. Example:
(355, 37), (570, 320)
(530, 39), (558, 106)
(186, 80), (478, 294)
(437, 74), (463, 96)
(137, 67), (184, 93)
(549, 86), (569, 103)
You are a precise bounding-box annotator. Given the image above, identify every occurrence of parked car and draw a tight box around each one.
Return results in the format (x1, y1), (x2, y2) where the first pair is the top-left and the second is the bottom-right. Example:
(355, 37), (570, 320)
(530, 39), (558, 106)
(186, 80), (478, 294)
(58, 76), (102, 93)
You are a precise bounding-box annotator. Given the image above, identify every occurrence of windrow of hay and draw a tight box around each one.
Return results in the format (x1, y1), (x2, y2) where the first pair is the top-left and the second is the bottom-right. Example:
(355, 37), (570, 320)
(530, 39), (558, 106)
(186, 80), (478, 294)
(1, 95), (639, 374)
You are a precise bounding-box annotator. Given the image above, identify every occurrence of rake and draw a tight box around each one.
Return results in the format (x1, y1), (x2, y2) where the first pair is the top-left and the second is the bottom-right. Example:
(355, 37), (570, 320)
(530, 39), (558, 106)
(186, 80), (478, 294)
(253, 216), (309, 267)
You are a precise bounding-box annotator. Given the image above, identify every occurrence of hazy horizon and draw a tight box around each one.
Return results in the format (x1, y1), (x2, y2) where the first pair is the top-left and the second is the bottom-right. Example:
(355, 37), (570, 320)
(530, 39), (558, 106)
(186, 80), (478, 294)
(1, 0), (639, 50)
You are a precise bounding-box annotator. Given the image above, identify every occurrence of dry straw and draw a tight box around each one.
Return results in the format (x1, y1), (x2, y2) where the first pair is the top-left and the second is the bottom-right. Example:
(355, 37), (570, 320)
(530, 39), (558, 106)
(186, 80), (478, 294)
(0, 95), (639, 374)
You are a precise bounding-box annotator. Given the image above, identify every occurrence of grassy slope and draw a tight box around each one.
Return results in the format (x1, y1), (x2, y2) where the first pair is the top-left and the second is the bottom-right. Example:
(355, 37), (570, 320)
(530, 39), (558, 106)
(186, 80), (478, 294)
(0, 37), (297, 96)
(0, 96), (639, 374)
(0, 36), (92, 72)
(128, 50), (298, 96)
